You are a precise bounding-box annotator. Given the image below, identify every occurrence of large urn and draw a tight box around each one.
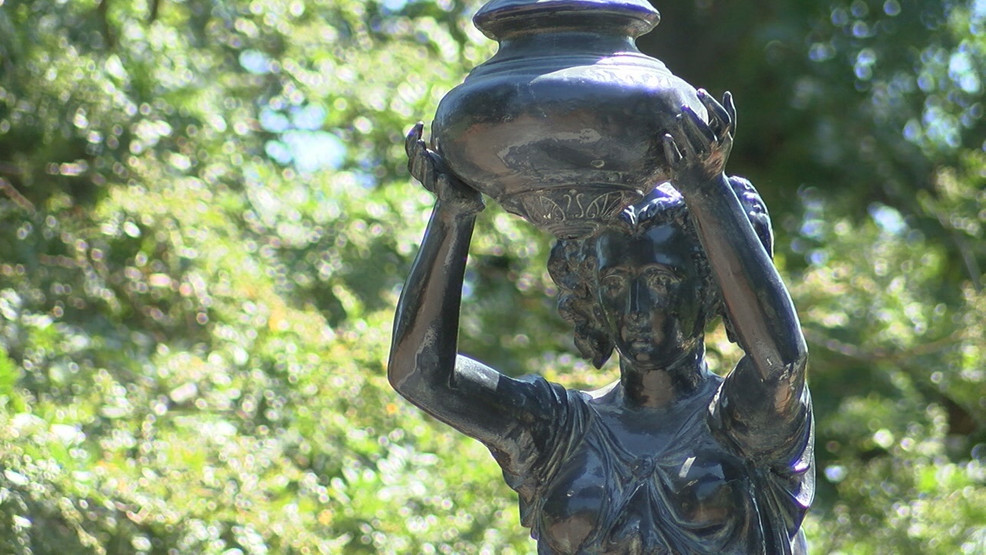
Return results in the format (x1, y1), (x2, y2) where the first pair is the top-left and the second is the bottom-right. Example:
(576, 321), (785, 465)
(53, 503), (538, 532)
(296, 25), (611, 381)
(431, 0), (705, 239)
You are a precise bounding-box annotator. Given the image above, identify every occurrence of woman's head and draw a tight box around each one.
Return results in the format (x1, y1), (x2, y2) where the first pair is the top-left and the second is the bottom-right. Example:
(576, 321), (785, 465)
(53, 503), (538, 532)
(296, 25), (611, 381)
(547, 178), (773, 368)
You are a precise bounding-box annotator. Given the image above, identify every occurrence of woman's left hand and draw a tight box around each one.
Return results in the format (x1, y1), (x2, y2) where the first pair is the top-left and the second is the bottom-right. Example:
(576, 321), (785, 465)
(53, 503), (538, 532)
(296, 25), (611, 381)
(663, 89), (736, 191)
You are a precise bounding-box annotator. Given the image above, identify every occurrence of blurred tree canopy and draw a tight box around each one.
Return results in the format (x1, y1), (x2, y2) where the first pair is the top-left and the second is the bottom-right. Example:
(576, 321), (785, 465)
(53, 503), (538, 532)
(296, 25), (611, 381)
(0, 0), (983, 552)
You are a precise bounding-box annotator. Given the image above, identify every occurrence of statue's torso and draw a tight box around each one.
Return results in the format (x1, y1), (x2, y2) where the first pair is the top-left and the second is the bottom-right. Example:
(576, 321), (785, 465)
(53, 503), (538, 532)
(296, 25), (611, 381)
(534, 387), (763, 553)
(499, 376), (811, 555)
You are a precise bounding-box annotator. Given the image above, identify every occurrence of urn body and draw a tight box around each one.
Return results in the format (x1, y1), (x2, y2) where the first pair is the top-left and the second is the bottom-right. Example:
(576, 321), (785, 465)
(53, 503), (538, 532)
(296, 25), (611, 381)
(432, 0), (704, 238)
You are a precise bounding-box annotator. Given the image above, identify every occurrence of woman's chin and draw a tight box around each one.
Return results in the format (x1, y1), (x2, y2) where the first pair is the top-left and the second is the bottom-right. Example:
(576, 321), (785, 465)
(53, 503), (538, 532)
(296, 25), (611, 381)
(620, 343), (693, 368)
(622, 346), (669, 366)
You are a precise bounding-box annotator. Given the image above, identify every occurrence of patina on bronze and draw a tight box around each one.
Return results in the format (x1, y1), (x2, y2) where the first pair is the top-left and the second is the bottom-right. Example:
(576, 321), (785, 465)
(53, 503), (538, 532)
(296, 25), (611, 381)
(388, 1), (814, 553)
(432, 0), (705, 239)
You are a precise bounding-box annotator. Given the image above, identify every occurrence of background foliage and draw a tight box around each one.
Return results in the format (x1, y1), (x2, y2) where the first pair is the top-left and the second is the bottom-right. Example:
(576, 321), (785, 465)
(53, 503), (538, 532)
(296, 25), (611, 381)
(0, 0), (983, 553)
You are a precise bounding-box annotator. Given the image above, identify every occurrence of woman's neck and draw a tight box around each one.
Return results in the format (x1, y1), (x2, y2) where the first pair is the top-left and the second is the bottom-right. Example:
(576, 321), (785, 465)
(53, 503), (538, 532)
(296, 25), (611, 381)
(617, 344), (711, 410)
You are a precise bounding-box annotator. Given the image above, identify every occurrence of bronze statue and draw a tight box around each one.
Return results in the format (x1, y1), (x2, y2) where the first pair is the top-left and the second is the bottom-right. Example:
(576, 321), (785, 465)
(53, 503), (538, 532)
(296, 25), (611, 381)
(388, 1), (813, 553)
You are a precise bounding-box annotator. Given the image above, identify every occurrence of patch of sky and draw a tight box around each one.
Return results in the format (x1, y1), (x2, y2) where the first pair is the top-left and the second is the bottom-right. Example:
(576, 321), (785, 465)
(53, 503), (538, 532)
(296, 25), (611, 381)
(975, 0), (986, 19)
(949, 51), (981, 94)
(800, 219), (826, 239)
(381, 0), (408, 13)
(889, 72), (916, 96)
(903, 118), (922, 142)
(855, 48), (877, 81)
(868, 203), (907, 235)
(808, 249), (829, 266)
(462, 268), (476, 299)
(962, 103), (983, 129)
(265, 139), (293, 166)
(809, 42), (836, 63)
(354, 171), (376, 189)
(825, 465), (848, 483)
(831, 7), (850, 27)
(239, 49), (272, 75)
(923, 104), (961, 149)
(290, 104), (326, 130)
(851, 20), (873, 39)
(261, 102), (343, 173)
(260, 108), (291, 133)
(268, 131), (346, 174)
(379, 0), (439, 14)
(850, 0), (869, 18)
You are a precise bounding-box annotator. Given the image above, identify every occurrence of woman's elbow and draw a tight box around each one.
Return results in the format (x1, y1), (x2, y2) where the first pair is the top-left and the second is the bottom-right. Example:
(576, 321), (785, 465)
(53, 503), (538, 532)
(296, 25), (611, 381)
(387, 347), (442, 401)
(777, 339), (808, 381)
(757, 335), (808, 382)
(387, 353), (416, 395)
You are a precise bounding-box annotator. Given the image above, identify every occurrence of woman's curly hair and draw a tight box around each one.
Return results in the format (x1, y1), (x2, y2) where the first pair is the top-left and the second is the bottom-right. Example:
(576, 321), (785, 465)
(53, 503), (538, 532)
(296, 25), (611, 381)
(547, 178), (774, 368)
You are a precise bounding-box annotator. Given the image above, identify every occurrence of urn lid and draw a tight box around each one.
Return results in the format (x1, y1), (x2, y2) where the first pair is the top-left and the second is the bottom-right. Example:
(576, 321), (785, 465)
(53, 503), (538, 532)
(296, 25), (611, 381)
(474, 0), (661, 40)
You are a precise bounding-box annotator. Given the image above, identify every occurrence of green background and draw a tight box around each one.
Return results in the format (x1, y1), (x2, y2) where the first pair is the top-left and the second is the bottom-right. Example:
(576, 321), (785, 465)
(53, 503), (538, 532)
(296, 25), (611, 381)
(0, 0), (983, 552)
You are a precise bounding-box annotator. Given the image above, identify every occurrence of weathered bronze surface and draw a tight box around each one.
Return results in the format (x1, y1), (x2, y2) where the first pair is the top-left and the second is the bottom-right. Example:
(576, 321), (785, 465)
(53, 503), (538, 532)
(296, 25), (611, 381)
(432, 0), (704, 239)
(389, 1), (814, 553)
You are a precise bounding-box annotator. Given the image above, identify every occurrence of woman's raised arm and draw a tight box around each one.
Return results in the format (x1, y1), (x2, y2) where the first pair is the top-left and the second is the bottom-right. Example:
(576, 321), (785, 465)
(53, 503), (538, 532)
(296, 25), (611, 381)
(388, 124), (554, 450)
(663, 92), (809, 447)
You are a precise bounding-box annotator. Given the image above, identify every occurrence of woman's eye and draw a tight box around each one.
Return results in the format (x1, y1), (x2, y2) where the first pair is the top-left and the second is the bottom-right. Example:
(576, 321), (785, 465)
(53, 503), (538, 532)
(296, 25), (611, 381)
(645, 272), (675, 292)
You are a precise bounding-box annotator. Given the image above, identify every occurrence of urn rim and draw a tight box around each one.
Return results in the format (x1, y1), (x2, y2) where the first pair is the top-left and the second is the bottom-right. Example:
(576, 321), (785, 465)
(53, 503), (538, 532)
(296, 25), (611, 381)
(474, 0), (661, 41)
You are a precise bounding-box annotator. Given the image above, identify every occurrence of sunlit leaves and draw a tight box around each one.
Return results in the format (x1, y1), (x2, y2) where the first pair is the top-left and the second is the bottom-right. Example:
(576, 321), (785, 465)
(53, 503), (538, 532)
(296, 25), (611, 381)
(0, 0), (984, 552)
(0, 0), (539, 551)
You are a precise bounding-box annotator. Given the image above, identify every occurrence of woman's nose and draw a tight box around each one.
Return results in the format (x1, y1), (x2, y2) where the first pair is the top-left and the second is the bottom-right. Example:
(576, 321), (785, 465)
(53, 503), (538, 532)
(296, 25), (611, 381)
(627, 279), (652, 314)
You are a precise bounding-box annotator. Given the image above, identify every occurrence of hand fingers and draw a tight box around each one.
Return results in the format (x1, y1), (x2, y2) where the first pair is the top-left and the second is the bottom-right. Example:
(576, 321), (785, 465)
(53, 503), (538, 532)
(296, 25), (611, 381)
(406, 122), (438, 190)
(408, 139), (431, 184)
(405, 122), (424, 158)
(680, 105), (715, 156)
(662, 133), (682, 166)
(697, 89), (731, 140)
(419, 155), (437, 192)
(723, 91), (737, 137)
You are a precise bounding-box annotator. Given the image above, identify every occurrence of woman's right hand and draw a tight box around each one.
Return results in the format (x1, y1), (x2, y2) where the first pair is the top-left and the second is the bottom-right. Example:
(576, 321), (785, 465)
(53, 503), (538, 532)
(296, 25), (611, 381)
(406, 122), (484, 216)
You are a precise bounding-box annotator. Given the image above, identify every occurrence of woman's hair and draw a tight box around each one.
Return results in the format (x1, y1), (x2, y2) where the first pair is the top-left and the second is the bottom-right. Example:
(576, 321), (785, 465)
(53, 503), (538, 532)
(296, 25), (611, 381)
(546, 177), (774, 368)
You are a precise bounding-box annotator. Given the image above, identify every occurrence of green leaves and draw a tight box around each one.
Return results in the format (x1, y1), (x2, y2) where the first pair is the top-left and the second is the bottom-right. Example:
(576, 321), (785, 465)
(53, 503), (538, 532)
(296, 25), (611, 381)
(0, 0), (983, 552)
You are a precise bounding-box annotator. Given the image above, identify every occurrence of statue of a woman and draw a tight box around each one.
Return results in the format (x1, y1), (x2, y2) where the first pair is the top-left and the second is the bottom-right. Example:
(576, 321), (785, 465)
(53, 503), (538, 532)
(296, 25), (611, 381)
(388, 91), (814, 554)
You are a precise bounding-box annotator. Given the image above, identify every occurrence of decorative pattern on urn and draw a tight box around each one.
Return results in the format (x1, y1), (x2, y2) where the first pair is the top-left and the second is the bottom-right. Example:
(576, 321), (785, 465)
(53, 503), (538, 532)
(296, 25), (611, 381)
(508, 188), (638, 239)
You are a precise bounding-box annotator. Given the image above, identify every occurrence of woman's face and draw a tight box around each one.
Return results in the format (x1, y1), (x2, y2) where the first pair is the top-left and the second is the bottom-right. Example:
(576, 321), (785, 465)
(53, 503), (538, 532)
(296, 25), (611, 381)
(595, 223), (706, 368)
